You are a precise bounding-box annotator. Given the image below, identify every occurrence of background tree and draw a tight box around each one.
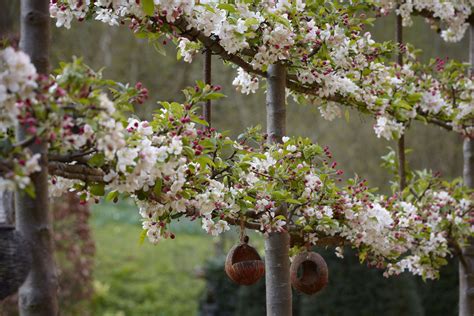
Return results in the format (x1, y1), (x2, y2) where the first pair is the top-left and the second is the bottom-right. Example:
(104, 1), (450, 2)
(460, 22), (474, 316)
(265, 63), (291, 316)
(16, 0), (58, 314)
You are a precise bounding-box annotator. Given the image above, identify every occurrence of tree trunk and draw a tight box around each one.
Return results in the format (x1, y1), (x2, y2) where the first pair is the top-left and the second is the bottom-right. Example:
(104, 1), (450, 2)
(459, 22), (474, 316)
(265, 63), (292, 316)
(0, 0), (18, 226)
(17, 0), (58, 315)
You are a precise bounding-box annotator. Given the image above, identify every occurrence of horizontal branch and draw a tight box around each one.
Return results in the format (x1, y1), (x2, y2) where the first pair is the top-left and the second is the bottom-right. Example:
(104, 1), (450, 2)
(48, 161), (105, 182)
(173, 18), (266, 78)
(290, 233), (347, 247)
(413, 9), (474, 25)
(225, 216), (261, 231)
(12, 135), (36, 148)
(172, 19), (455, 133)
(48, 150), (96, 164)
(425, 116), (453, 130)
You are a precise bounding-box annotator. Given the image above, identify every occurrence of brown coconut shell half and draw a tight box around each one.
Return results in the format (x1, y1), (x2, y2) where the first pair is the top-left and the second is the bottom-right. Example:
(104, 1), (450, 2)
(225, 237), (265, 285)
(290, 251), (328, 295)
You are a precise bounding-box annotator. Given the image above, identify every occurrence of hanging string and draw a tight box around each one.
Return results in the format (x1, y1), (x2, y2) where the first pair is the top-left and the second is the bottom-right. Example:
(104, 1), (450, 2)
(396, 12), (407, 191)
(203, 48), (212, 126)
(239, 217), (246, 243)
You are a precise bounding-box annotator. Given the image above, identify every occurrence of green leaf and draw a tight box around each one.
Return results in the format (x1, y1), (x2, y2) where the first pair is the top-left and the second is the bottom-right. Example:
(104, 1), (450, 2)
(266, 12), (290, 28)
(141, 0), (155, 16)
(204, 92), (226, 100)
(274, 215), (287, 221)
(285, 198), (300, 204)
(182, 146), (195, 158)
(407, 93), (422, 104)
(153, 178), (163, 197)
(245, 17), (260, 27)
(196, 80), (206, 89)
(363, 17), (376, 25)
(88, 153), (105, 167)
(139, 229), (148, 245)
(196, 155), (215, 169)
(395, 99), (411, 110)
(105, 190), (119, 202)
(152, 42), (166, 56)
(191, 115), (209, 126)
(136, 189), (147, 200)
(24, 184), (36, 198)
(90, 183), (105, 196)
(134, 31), (148, 39)
(217, 3), (237, 13)
(271, 190), (288, 201)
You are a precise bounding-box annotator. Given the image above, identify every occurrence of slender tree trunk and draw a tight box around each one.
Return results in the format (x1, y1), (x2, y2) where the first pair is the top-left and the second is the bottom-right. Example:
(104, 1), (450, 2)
(17, 0), (58, 315)
(265, 63), (292, 316)
(0, 0), (18, 226)
(99, 25), (115, 69)
(459, 22), (474, 316)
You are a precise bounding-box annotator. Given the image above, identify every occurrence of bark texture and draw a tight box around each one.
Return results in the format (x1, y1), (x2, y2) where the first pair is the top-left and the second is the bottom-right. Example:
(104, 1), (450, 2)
(0, 0), (17, 226)
(265, 64), (292, 316)
(459, 22), (474, 316)
(17, 0), (58, 315)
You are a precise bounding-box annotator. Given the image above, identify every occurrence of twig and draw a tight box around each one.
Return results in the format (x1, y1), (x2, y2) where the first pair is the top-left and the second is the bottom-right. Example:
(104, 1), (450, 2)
(12, 136), (36, 148)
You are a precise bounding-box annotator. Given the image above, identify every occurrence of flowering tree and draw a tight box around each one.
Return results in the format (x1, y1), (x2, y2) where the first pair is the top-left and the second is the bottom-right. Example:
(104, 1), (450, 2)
(50, 0), (474, 139)
(368, 2), (474, 314)
(2, 1), (474, 315)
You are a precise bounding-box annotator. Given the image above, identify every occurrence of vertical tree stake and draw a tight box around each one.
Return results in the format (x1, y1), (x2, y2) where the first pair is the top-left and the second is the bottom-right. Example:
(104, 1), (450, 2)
(396, 13), (407, 191)
(265, 63), (292, 316)
(203, 48), (212, 126)
(17, 0), (58, 315)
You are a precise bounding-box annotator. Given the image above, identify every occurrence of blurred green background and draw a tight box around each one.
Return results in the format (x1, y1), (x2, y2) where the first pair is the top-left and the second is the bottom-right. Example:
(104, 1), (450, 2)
(0, 1), (469, 315)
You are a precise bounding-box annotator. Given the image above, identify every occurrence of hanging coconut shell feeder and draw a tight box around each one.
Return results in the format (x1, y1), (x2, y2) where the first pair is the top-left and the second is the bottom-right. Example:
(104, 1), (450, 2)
(0, 225), (32, 300)
(225, 236), (265, 285)
(290, 251), (328, 295)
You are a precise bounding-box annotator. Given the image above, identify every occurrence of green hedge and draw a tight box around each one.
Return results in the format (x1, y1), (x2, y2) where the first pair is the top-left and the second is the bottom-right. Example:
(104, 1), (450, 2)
(199, 247), (458, 316)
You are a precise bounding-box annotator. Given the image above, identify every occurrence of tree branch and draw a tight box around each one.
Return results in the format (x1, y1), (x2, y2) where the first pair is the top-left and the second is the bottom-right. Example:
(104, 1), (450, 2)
(173, 18), (266, 77)
(48, 161), (105, 182)
(48, 150), (96, 163)
(172, 18), (458, 133)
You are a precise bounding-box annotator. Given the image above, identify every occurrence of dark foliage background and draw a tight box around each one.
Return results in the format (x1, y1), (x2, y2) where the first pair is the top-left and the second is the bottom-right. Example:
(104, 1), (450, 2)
(199, 248), (458, 316)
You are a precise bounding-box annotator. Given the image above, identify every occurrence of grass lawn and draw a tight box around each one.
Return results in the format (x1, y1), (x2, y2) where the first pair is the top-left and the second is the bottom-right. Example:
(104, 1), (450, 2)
(90, 201), (215, 316)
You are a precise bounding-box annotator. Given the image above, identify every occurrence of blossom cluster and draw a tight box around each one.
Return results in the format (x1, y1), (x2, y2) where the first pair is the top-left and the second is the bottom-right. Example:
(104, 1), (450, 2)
(0, 47), (472, 279)
(372, 0), (473, 42)
(0, 47), (37, 132)
(49, 0), (474, 140)
(233, 133), (473, 279)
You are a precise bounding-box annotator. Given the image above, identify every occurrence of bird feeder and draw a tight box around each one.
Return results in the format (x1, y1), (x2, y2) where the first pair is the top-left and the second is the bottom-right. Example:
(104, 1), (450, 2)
(290, 251), (328, 295)
(0, 225), (32, 300)
(225, 236), (265, 285)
